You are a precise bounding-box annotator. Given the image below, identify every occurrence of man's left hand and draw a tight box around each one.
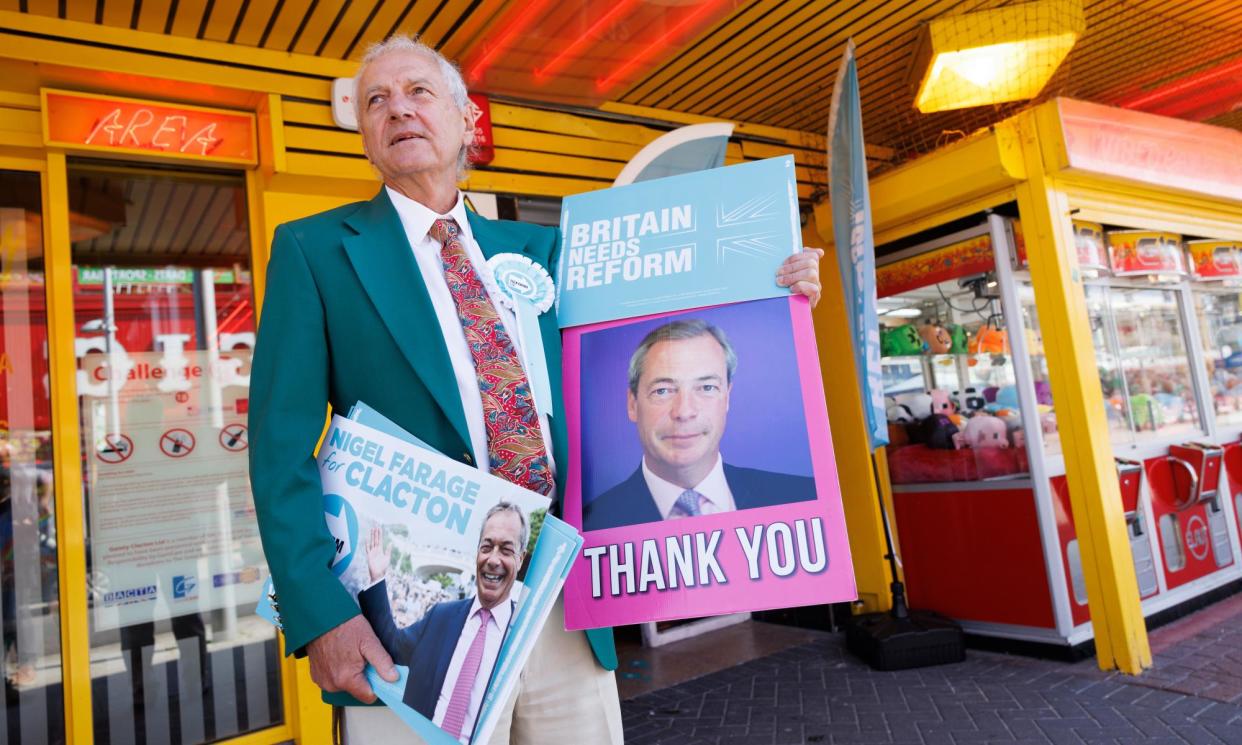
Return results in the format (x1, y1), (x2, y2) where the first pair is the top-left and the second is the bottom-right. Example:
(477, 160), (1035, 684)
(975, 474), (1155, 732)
(776, 248), (824, 308)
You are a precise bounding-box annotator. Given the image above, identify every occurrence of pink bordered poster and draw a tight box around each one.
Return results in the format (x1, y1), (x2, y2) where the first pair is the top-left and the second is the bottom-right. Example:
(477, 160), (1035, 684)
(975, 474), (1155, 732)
(561, 295), (856, 629)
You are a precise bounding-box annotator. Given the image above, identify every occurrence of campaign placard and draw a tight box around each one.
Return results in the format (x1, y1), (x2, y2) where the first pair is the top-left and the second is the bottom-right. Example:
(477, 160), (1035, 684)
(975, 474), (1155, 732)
(305, 411), (576, 744)
(561, 296), (856, 629)
(556, 156), (802, 328)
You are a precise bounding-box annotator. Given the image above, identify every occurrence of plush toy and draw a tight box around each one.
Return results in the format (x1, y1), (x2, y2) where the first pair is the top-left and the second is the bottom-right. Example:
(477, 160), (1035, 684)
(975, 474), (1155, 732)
(894, 391), (934, 419)
(928, 389), (954, 417)
(919, 323), (953, 354)
(1033, 380), (1053, 406)
(913, 414), (961, 450)
(948, 324), (969, 354)
(1041, 411), (1058, 434)
(886, 403), (914, 423)
(963, 414), (1009, 448)
(881, 325), (926, 357)
(926, 389), (964, 427)
(958, 387), (987, 413)
(887, 422), (910, 447)
(968, 325), (1009, 355)
(996, 385), (1020, 410)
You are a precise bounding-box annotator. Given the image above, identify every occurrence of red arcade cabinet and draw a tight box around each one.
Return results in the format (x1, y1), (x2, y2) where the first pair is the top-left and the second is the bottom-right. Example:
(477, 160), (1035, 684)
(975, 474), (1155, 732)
(879, 216), (1242, 648)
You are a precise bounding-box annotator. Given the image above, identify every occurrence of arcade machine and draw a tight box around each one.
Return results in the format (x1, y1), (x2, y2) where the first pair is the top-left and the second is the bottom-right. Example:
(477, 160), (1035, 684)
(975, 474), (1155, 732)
(877, 214), (1242, 647)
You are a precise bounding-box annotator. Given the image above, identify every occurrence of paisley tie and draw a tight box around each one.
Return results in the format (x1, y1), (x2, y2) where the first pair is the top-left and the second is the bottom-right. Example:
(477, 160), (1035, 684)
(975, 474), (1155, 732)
(431, 218), (553, 496)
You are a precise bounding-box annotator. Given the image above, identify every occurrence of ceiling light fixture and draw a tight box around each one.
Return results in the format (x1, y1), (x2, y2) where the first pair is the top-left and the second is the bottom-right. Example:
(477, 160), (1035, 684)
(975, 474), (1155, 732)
(909, 0), (1085, 113)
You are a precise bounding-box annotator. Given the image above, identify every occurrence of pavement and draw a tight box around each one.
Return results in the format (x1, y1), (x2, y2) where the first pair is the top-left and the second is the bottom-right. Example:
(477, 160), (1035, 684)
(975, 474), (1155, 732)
(620, 593), (1242, 744)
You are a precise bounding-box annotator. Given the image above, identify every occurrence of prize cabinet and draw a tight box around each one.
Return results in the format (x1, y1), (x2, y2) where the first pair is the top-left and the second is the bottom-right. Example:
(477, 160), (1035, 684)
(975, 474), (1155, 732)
(874, 211), (1242, 646)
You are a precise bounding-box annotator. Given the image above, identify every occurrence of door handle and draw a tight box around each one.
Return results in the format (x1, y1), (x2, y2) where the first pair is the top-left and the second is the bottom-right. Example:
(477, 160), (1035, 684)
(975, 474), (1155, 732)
(1166, 456), (1199, 512)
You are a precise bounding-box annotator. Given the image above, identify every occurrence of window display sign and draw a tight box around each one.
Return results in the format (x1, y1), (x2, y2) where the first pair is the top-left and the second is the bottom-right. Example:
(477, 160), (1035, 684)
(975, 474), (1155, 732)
(877, 233), (994, 298)
(1107, 230), (1187, 278)
(1073, 220), (1109, 273)
(82, 348), (263, 631)
(1186, 240), (1241, 281)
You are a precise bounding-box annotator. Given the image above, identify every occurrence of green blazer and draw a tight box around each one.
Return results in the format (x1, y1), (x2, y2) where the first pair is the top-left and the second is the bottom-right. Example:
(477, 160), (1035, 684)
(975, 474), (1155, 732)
(248, 189), (617, 702)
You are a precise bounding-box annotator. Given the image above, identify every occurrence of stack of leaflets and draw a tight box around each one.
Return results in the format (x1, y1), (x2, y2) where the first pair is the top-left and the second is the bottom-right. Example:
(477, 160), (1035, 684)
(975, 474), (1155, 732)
(258, 401), (582, 744)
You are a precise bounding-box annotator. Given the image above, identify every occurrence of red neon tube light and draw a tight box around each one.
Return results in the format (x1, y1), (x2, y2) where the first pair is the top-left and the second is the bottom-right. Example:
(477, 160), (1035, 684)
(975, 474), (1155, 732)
(596, 0), (728, 93)
(1118, 57), (1242, 118)
(534, 0), (642, 82)
(467, 0), (558, 84)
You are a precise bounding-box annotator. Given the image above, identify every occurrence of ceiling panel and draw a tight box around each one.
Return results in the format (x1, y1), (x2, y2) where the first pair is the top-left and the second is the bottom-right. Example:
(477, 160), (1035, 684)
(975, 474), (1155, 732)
(18, 0), (1242, 167)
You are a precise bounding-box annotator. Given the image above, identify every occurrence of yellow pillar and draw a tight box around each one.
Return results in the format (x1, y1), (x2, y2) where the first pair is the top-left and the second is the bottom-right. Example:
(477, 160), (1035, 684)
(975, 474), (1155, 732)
(805, 208), (896, 613)
(44, 150), (96, 744)
(1008, 109), (1151, 673)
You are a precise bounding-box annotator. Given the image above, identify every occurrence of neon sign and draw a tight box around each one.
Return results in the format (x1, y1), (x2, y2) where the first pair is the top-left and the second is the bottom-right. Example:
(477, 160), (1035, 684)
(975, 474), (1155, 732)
(42, 89), (257, 165)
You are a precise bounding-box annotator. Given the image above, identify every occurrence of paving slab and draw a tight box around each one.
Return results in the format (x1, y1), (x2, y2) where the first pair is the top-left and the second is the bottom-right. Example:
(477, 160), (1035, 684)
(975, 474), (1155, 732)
(622, 593), (1242, 744)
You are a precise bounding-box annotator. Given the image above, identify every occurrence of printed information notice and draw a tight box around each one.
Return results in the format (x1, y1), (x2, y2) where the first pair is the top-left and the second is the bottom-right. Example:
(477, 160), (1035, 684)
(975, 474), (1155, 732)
(83, 348), (262, 632)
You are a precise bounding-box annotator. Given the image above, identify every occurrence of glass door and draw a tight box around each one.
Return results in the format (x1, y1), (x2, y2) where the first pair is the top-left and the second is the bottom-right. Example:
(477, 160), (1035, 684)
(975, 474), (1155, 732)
(0, 168), (64, 744)
(66, 161), (280, 745)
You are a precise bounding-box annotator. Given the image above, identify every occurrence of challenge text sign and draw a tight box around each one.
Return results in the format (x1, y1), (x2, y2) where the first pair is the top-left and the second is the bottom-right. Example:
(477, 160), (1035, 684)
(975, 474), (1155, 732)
(42, 89), (257, 165)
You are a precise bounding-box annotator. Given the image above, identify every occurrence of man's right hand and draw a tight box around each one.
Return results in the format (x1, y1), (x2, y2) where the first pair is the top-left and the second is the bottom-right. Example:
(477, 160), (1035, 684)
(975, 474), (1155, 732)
(306, 614), (399, 703)
(366, 525), (389, 583)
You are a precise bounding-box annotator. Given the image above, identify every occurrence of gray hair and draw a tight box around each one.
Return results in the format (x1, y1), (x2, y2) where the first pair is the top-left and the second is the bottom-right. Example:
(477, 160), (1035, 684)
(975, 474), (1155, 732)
(354, 34), (473, 175)
(627, 319), (738, 394)
(481, 501), (527, 555)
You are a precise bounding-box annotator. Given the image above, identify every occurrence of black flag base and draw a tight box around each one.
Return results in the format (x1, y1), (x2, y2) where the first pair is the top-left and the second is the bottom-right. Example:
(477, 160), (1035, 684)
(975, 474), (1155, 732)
(846, 608), (966, 671)
(845, 582), (966, 671)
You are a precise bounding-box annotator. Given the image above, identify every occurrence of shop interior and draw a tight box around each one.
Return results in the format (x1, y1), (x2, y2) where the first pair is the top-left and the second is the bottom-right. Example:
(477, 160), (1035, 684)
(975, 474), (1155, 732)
(877, 211), (1242, 646)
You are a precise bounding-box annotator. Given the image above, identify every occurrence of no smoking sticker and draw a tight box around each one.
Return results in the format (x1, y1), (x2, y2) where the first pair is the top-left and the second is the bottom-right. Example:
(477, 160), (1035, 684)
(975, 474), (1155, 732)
(160, 428), (196, 458)
(219, 424), (248, 452)
(96, 433), (134, 464)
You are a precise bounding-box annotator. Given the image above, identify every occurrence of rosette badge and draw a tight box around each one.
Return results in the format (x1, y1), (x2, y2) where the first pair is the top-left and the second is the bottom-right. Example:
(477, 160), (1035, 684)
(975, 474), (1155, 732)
(486, 254), (555, 313)
(484, 253), (556, 416)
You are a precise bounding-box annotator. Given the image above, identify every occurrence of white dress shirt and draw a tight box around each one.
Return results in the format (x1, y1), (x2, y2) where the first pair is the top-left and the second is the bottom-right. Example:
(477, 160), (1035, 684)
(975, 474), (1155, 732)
(432, 597), (514, 742)
(385, 187), (557, 483)
(641, 455), (736, 519)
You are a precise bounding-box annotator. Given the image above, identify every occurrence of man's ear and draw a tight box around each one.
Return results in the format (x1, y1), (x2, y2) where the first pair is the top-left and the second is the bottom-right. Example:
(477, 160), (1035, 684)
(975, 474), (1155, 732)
(627, 391), (638, 423)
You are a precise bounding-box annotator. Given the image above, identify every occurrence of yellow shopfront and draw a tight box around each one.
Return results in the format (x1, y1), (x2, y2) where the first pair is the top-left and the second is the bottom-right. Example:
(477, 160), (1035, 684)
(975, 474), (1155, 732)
(1, 88), (312, 744)
(0, 9), (887, 744)
(815, 98), (1242, 675)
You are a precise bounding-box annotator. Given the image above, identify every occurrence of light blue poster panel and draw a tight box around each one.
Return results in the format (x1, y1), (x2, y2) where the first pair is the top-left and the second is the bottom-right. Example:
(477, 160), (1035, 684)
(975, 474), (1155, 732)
(556, 156), (801, 328)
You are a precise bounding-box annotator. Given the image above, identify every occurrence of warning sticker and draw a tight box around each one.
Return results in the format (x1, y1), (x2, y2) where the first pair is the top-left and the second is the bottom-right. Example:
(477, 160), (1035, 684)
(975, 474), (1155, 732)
(219, 424), (248, 452)
(160, 428), (196, 458)
(96, 433), (134, 464)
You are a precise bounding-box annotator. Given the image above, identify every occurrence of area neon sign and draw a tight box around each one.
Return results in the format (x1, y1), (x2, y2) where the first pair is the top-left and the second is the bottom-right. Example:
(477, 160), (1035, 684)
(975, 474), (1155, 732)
(42, 89), (257, 165)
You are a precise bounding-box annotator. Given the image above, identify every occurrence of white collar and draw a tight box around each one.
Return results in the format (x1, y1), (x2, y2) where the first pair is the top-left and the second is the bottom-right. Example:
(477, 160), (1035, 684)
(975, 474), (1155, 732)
(642, 455), (732, 519)
(470, 592), (514, 629)
(385, 186), (474, 249)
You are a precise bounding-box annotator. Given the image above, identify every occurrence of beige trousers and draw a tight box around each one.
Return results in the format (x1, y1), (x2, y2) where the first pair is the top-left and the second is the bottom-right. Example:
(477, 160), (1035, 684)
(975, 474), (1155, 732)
(343, 597), (623, 744)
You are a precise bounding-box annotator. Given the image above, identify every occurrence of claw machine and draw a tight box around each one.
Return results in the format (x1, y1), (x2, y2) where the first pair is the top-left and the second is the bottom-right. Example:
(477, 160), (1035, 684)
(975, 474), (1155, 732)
(858, 98), (1242, 648)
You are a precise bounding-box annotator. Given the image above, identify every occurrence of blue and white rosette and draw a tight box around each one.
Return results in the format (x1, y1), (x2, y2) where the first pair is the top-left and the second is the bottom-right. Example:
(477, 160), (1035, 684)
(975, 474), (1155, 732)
(485, 253), (555, 417)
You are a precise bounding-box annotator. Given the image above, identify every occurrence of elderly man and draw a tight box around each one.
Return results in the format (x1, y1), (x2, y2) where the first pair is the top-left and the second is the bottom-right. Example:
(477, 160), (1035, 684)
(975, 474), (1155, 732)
(583, 319), (817, 532)
(248, 34), (822, 744)
(359, 503), (527, 741)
